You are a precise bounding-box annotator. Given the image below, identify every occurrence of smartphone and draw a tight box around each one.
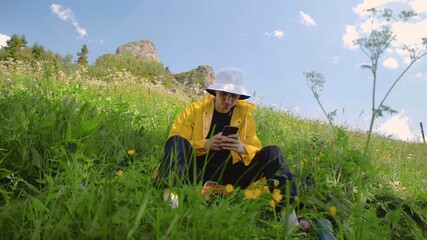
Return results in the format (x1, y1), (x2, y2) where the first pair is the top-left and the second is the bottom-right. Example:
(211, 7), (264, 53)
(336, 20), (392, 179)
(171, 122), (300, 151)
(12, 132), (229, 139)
(222, 126), (239, 136)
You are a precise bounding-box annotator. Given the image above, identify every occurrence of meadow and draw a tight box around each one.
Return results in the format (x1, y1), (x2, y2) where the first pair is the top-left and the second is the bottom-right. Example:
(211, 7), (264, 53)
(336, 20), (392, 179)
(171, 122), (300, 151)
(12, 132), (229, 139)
(0, 60), (426, 239)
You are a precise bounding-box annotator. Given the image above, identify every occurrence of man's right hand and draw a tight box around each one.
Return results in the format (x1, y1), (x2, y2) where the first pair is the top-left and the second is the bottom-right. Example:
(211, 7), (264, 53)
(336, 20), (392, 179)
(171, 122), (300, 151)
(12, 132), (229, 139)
(204, 132), (224, 151)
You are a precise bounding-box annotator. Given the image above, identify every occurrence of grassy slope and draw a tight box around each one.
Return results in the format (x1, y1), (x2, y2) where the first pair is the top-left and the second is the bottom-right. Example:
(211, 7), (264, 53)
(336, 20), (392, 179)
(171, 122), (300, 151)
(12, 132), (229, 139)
(0, 61), (426, 239)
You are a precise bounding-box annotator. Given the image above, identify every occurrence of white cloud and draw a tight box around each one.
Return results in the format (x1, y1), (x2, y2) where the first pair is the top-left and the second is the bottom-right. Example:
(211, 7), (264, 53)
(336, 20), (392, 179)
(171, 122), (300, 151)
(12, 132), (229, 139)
(342, 25), (359, 49)
(299, 11), (316, 26)
(391, 19), (427, 47)
(377, 111), (413, 141)
(50, 4), (87, 38)
(264, 30), (284, 39)
(0, 33), (10, 48)
(353, 0), (402, 17)
(415, 71), (427, 80)
(345, 1), (427, 62)
(383, 57), (399, 68)
(411, 0), (427, 13)
(333, 56), (342, 64)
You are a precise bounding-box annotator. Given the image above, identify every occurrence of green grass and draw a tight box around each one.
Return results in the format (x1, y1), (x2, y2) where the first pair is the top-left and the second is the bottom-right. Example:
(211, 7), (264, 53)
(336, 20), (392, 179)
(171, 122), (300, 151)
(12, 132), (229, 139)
(0, 60), (426, 239)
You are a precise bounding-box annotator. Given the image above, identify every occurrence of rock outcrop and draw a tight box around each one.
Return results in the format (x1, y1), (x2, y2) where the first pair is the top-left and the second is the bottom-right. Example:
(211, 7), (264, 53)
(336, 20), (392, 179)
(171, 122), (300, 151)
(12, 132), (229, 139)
(173, 65), (215, 88)
(115, 40), (159, 62)
(114, 40), (216, 97)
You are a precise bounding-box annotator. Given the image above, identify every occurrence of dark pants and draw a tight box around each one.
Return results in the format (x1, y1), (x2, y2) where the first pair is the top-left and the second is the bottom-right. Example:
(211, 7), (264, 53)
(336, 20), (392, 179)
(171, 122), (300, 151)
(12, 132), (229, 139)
(156, 135), (297, 202)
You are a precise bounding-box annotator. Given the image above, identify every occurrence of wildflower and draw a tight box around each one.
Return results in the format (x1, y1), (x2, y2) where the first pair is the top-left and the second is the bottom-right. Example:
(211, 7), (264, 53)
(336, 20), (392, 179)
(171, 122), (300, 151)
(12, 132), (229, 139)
(244, 188), (261, 199)
(117, 169), (123, 177)
(303, 158), (308, 163)
(329, 206), (337, 216)
(225, 184), (234, 193)
(294, 196), (300, 202)
(127, 149), (136, 156)
(299, 161), (304, 166)
(269, 199), (276, 208)
(272, 189), (283, 202)
(299, 219), (309, 231)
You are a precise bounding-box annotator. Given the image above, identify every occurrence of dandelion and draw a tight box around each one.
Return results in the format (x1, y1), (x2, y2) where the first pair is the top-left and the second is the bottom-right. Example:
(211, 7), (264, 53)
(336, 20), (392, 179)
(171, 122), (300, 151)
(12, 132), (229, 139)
(127, 149), (136, 156)
(329, 206), (337, 216)
(269, 199), (276, 208)
(244, 189), (254, 199)
(272, 189), (283, 202)
(117, 169), (123, 177)
(244, 188), (262, 199)
(225, 184), (234, 193)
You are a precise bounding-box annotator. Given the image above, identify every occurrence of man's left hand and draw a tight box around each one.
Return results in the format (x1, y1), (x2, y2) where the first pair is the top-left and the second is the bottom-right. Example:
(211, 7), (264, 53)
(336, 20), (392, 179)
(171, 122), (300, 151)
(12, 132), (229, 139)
(220, 134), (245, 153)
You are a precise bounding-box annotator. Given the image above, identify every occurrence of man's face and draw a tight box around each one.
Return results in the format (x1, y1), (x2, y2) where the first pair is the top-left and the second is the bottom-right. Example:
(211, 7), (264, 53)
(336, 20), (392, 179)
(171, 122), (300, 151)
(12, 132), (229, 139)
(214, 91), (240, 113)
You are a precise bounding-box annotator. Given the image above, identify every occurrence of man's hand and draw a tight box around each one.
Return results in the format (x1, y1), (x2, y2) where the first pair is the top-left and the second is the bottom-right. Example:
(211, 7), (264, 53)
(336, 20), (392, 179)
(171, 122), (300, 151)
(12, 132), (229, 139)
(204, 133), (245, 153)
(204, 132), (224, 151)
(220, 133), (245, 153)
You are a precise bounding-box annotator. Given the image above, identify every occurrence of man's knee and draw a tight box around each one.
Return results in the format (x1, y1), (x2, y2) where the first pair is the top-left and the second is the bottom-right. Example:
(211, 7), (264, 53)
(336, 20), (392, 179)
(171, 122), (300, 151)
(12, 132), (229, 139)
(263, 145), (285, 161)
(167, 135), (190, 145)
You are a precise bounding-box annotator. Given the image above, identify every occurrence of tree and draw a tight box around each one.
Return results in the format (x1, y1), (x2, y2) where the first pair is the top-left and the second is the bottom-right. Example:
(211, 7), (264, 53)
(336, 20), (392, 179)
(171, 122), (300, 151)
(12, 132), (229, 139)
(32, 42), (45, 60)
(5, 34), (24, 60)
(77, 44), (89, 66)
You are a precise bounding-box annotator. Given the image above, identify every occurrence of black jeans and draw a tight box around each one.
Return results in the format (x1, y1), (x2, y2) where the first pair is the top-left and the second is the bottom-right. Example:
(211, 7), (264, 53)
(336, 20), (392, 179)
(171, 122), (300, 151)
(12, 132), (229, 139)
(156, 135), (297, 200)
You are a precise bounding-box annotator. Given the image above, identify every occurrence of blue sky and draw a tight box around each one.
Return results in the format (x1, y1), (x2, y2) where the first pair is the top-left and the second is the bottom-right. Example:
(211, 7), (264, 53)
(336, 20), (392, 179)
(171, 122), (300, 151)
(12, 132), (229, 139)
(1, 0), (426, 142)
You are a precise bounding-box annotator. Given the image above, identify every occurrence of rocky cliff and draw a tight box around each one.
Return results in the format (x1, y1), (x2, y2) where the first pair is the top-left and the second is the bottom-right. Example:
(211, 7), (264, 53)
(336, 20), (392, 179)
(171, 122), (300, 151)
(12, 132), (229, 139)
(115, 40), (159, 62)
(114, 40), (216, 97)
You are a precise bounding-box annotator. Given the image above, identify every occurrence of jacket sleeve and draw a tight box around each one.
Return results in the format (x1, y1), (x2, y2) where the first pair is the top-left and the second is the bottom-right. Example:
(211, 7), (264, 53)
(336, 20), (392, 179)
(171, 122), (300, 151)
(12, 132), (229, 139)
(168, 103), (207, 153)
(231, 112), (262, 166)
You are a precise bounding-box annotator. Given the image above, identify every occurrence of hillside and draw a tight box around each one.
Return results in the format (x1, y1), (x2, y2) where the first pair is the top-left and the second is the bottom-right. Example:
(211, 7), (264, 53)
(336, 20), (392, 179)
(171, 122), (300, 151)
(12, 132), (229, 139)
(0, 59), (426, 239)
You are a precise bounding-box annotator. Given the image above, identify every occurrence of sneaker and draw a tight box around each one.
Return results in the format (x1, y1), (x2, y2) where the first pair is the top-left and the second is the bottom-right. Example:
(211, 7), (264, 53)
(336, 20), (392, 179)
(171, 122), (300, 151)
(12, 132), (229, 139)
(316, 218), (337, 240)
(200, 181), (229, 200)
(281, 209), (299, 229)
(162, 188), (179, 209)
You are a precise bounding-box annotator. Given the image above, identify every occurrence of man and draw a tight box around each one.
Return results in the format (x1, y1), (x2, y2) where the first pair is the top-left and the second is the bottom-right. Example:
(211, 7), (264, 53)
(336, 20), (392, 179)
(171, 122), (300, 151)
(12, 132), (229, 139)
(156, 67), (299, 227)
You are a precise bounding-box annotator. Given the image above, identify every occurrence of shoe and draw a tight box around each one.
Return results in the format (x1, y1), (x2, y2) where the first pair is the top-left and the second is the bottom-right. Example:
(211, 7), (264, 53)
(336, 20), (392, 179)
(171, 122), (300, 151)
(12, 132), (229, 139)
(315, 218), (337, 240)
(281, 209), (299, 229)
(163, 188), (179, 209)
(200, 181), (229, 200)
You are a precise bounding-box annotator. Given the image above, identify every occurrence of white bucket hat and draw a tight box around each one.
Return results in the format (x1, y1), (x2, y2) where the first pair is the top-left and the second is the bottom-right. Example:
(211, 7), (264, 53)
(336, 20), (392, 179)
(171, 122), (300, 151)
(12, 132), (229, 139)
(206, 68), (251, 100)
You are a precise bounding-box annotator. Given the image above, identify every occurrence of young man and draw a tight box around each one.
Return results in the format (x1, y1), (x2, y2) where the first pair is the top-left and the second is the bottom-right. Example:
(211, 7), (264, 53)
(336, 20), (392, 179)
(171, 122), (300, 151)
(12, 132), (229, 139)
(156, 68), (298, 227)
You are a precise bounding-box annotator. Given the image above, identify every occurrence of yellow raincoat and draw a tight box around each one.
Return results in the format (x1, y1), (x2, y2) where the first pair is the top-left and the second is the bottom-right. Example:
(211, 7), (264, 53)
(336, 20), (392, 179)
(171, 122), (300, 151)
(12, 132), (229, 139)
(169, 95), (262, 166)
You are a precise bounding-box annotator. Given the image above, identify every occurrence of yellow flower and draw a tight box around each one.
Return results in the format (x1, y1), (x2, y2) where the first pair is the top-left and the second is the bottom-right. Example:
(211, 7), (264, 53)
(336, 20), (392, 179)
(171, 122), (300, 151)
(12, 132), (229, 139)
(253, 188), (261, 198)
(303, 158), (308, 163)
(127, 149), (136, 156)
(299, 161), (304, 166)
(294, 196), (300, 202)
(244, 188), (262, 199)
(329, 206), (337, 216)
(244, 189), (255, 199)
(272, 189), (283, 202)
(117, 169), (123, 177)
(225, 184), (234, 193)
(269, 199), (276, 208)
